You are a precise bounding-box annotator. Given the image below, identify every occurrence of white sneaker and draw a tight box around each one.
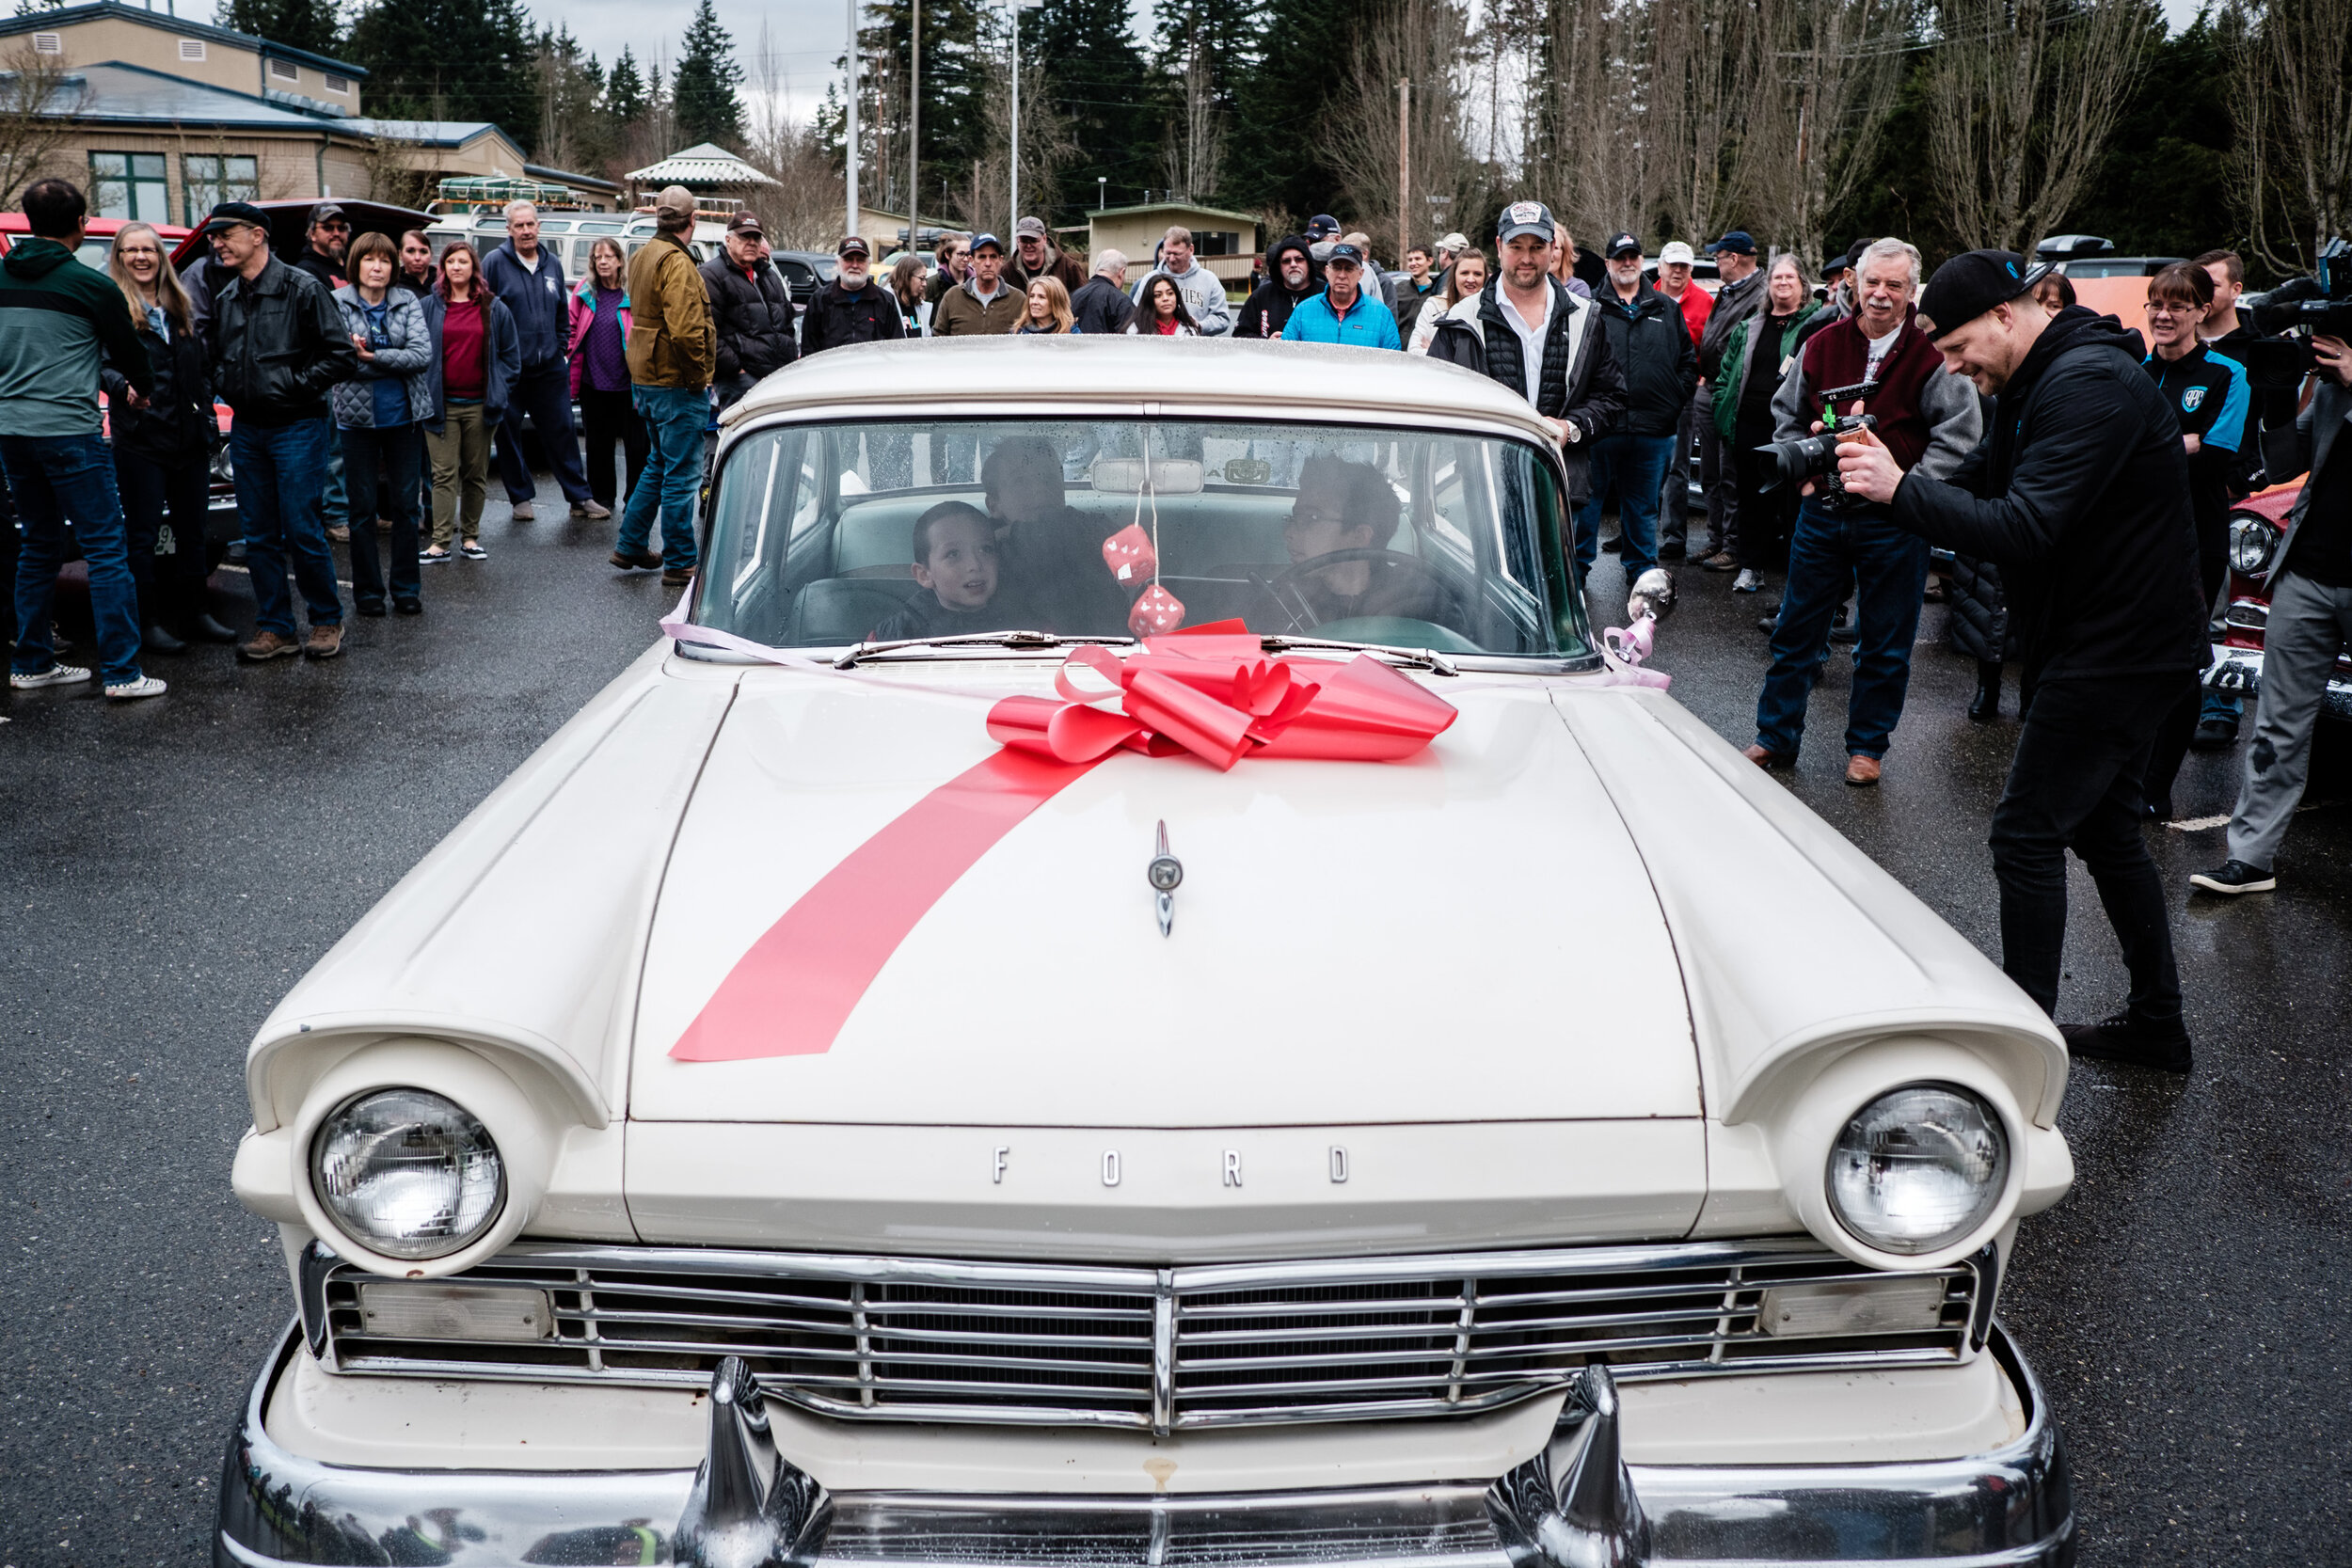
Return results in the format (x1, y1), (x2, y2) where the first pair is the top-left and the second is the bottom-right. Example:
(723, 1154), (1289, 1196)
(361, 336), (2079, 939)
(103, 675), (167, 701)
(9, 662), (89, 689)
(1732, 568), (1762, 594)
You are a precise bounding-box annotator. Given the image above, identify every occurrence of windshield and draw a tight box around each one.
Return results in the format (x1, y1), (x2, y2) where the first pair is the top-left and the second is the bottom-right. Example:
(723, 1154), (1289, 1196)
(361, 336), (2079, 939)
(693, 418), (1589, 659)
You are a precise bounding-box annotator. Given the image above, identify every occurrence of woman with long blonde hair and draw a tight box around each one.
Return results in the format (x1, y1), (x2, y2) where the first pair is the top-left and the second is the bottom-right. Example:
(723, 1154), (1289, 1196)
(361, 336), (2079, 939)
(1011, 276), (1075, 334)
(104, 222), (230, 649)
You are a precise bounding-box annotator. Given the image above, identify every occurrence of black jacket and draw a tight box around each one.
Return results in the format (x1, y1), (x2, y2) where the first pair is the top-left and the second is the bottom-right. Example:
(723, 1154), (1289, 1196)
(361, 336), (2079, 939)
(102, 311), (214, 464)
(1069, 277), (1136, 336)
(1235, 236), (1318, 340)
(1427, 280), (1628, 503)
(206, 256), (359, 427)
(292, 246), (343, 295)
(1890, 307), (2204, 687)
(700, 254), (801, 382)
(1590, 280), (1696, 436)
(801, 278), (907, 353)
(1697, 267), (1766, 383)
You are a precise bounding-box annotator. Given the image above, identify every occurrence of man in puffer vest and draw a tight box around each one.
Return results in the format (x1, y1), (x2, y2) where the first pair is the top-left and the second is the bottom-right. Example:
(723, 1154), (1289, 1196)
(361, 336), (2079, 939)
(1744, 236), (1981, 787)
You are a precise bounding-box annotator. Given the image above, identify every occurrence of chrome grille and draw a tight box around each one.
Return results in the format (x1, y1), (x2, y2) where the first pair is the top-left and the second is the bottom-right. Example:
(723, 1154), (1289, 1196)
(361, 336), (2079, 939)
(313, 1240), (1986, 1432)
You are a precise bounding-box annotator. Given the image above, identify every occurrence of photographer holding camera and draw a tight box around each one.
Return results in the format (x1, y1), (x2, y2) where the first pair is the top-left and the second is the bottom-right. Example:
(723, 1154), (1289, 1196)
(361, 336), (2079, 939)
(1832, 250), (2206, 1072)
(2189, 326), (2352, 899)
(1743, 237), (1981, 787)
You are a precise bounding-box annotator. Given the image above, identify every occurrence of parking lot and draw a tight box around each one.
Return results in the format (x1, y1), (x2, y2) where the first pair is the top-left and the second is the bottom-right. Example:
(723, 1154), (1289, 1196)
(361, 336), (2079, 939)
(2, 487), (2348, 1565)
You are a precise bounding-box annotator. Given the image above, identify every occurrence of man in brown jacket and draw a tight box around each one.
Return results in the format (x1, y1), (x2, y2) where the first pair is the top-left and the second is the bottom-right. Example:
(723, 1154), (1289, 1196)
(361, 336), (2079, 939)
(1006, 216), (1085, 294)
(614, 185), (714, 586)
(933, 233), (1024, 336)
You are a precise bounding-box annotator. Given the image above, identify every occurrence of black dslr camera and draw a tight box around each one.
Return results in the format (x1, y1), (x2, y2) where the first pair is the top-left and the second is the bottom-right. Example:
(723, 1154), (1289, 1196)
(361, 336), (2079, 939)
(1756, 380), (1879, 508)
(2242, 237), (2352, 389)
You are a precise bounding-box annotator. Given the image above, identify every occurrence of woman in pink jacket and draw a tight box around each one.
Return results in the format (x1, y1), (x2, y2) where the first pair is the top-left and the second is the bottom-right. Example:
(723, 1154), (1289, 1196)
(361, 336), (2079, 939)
(568, 237), (648, 513)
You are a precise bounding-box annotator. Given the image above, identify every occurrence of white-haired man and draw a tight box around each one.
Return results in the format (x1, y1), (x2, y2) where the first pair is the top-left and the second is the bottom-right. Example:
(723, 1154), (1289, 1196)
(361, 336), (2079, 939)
(1129, 226), (1232, 336)
(1744, 236), (1981, 787)
(1070, 248), (1136, 335)
(481, 198), (603, 520)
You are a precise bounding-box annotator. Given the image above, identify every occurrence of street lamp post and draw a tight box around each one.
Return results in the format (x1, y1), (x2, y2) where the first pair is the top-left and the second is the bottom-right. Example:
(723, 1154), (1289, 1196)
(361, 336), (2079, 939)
(846, 0), (861, 242)
(907, 0), (918, 254)
(1009, 0), (1041, 232)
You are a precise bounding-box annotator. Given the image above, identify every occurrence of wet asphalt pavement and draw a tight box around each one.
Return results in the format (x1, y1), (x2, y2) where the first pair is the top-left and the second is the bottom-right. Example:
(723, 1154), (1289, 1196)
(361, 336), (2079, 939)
(2, 484), (2348, 1566)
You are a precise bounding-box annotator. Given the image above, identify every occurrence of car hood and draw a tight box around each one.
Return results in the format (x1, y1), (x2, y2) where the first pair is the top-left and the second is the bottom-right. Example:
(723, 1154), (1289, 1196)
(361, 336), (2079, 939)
(627, 662), (1699, 1126)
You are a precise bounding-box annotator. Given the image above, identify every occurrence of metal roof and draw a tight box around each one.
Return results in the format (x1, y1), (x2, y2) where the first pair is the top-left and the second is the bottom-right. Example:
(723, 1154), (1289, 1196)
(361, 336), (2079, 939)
(0, 0), (367, 77)
(724, 335), (1560, 451)
(342, 118), (513, 150)
(624, 142), (778, 187)
(23, 60), (365, 134)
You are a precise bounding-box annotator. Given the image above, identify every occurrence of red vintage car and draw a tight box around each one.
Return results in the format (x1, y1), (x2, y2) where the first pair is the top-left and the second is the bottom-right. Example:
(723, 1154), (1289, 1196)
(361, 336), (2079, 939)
(2207, 478), (2352, 724)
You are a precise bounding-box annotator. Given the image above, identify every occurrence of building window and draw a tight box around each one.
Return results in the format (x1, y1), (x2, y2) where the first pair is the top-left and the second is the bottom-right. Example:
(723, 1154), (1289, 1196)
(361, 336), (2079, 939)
(89, 152), (169, 223)
(179, 39), (206, 60)
(267, 57), (297, 81)
(183, 153), (259, 225)
(324, 72), (349, 93)
(32, 32), (61, 54)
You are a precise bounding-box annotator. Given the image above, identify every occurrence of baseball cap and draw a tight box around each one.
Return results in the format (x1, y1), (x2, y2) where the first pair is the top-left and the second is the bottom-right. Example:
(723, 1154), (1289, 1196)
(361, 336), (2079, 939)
(726, 211), (765, 237)
(654, 185), (696, 225)
(1917, 250), (2055, 339)
(307, 201), (346, 228)
(202, 199), (269, 234)
(1014, 215), (1047, 239)
(837, 235), (870, 259)
(969, 232), (1004, 255)
(1496, 200), (1556, 245)
(1438, 231), (1469, 252)
(1706, 230), (1756, 256)
(1325, 242), (1366, 268)
(1307, 214), (1340, 238)
(1657, 240), (1695, 267)
(1603, 231), (1642, 260)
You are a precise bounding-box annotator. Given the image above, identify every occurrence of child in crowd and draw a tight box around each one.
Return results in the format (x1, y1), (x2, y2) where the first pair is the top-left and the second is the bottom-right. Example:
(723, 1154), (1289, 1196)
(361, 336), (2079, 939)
(874, 500), (1004, 640)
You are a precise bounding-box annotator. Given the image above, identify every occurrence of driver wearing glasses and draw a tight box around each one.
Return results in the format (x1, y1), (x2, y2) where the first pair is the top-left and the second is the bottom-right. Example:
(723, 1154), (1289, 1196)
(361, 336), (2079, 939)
(1274, 454), (1456, 631)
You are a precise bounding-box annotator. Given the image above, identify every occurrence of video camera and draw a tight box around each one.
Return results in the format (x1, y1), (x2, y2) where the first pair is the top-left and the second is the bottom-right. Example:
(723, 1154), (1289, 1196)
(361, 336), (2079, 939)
(2242, 237), (2352, 389)
(1756, 380), (1880, 507)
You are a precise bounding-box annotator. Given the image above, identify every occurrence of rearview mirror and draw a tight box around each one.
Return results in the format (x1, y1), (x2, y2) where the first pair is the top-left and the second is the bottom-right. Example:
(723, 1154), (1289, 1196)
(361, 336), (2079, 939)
(1090, 458), (1205, 495)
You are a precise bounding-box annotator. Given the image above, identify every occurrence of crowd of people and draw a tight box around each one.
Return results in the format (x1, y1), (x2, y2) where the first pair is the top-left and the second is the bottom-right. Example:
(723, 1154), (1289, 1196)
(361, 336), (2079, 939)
(3, 168), (2348, 1070)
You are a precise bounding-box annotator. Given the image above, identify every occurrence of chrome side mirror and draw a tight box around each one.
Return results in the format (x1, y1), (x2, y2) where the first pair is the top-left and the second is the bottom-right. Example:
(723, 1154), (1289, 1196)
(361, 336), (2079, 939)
(1627, 567), (1677, 627)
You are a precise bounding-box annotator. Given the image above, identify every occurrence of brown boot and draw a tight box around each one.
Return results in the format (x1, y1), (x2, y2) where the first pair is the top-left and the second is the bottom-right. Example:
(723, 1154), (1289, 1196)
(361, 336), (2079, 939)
(1741, 743), (1793, 768)
(304, 624), (344, 660)
(238, 629), (301, 662)
(1845, 754), (1882, 786)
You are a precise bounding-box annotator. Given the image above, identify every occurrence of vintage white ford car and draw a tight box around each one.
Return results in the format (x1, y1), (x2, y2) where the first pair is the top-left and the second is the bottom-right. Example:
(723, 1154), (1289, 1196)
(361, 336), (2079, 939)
(219, 338), (2077, 1568)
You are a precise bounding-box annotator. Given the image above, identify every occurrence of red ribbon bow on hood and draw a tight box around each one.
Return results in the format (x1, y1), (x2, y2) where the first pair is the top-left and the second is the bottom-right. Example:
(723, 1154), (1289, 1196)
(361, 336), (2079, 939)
(983, 625), (1457, 770)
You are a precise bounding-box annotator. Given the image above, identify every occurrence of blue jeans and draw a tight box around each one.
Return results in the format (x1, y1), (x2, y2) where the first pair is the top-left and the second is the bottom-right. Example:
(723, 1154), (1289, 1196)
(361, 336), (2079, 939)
(1754, 499), (1931, 760)
(232, 418), (342, 636)
(3, 433), (142, 685)
(618, 385), (706, 569)
(1572, 433), (1676, 580)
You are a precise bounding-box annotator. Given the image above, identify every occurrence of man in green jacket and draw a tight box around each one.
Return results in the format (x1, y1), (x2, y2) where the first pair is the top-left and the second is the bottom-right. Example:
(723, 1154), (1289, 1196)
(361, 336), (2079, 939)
(615, 185), (714, 589)
(1, 178), (162, 700)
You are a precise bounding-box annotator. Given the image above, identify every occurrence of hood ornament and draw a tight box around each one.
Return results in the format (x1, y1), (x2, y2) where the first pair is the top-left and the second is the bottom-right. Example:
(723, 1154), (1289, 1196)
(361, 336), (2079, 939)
(1147, 821), (1184, 937)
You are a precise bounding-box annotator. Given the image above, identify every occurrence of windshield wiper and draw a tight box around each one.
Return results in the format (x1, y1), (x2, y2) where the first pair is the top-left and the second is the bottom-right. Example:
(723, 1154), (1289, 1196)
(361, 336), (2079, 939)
(834, 630), (1136, 668)
(1256, 635), (1458, 675)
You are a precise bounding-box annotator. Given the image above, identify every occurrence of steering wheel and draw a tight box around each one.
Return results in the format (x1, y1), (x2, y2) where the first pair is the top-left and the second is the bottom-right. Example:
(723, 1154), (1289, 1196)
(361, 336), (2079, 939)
(1263, 549), (1458, 632)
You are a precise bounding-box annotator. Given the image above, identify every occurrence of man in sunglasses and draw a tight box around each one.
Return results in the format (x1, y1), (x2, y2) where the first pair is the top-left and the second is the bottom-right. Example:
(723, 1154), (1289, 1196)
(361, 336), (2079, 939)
(293, 201), (349, 293)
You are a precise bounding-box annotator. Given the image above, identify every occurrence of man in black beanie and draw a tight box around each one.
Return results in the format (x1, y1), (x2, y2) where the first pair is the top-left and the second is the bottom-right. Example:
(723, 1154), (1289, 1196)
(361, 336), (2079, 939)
(1831, 250), (2206, 1071)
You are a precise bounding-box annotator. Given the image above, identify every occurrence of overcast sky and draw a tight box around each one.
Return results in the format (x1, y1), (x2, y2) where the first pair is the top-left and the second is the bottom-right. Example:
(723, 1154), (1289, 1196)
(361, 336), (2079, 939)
(543, 0), (2212, 133)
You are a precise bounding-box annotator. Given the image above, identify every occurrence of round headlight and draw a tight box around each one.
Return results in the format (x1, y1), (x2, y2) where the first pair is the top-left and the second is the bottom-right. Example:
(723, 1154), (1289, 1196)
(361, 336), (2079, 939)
(312, 1088), (504, 1259)
(1826, 1084), (2008, 1255)
(2229, 515), (2278, 576)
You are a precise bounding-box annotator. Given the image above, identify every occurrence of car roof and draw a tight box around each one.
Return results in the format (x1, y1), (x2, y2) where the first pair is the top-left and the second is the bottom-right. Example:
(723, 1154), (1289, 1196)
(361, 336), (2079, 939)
(728, 336), (1563, 450)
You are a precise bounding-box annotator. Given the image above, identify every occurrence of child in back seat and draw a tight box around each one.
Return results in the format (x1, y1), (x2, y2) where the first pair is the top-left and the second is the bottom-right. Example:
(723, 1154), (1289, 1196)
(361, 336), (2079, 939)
(871, 501), (1005, 641)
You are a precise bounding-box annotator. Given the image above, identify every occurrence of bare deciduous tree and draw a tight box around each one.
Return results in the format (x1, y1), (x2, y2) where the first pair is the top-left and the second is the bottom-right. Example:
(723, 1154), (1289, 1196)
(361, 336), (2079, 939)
(951, 40), (1073, 240)
(2230, 0), (2352, 274)
(1534, 0), (1656, 251)
(744, 20), (848, 249)
(0, 45), (87, 209)
(359, 131), (439, 211)
(1327, 0), (1497, 254)
(1162, 16), (1227, 202)
(1648, 0), (1762, 245)
(1924, 0), (2157, 253)
(1740, 0), (1914, 266)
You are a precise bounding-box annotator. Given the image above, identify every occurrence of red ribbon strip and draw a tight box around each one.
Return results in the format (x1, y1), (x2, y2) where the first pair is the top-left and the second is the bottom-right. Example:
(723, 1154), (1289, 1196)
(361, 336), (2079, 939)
(670, 627), (1456, 1062)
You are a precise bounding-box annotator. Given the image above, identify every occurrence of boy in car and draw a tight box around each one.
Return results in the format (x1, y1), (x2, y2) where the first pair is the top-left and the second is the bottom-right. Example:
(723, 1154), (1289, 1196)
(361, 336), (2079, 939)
(875, 501), (1003, 641)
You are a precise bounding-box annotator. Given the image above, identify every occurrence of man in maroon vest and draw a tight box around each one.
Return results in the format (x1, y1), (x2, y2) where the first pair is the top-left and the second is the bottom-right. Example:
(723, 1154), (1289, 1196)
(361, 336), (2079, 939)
(1744, 237), (1982, 786)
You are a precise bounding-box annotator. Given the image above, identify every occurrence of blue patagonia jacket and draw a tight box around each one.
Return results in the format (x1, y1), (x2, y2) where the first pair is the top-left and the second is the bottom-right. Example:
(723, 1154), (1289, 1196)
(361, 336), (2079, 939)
(1281, 287), (1403, 351)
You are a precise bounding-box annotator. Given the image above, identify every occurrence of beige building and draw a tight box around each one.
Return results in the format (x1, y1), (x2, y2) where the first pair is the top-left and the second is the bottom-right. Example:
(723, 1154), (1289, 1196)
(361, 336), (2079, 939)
(1086, 200), (1263, 297)
(0, 1), (612, 223)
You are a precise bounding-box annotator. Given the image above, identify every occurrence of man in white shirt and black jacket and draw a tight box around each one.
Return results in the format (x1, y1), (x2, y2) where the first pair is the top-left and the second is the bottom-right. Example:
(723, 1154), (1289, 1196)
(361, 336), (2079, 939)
(1833, 249), (2207, 1073)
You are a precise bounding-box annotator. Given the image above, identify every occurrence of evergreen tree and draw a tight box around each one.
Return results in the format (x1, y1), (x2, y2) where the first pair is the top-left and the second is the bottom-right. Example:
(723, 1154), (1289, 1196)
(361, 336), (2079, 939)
(344, 0), (537, 146)
(215, 0), (342, 58)
(1029, 0), (1154, 212)
(842, 0), (990, 214)
(607, 47), (649, 127)
(672, 0), (745, 148)
(1226, 0), (1377, 218)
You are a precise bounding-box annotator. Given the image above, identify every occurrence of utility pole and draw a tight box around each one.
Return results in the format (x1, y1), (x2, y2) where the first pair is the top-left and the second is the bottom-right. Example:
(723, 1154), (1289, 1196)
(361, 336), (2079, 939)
(1009, 0), (1041, 231)
(908, 0), (919, 253)
(846, 0), (861, 242)
(1397, 79), (1410, 271)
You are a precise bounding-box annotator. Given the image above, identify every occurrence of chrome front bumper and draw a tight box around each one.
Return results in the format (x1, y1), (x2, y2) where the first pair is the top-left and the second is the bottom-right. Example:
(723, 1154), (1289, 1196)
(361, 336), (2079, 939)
(2205, 645), (2352, 722)
(216, 1322), (2074, 1568)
